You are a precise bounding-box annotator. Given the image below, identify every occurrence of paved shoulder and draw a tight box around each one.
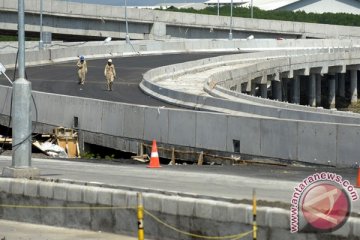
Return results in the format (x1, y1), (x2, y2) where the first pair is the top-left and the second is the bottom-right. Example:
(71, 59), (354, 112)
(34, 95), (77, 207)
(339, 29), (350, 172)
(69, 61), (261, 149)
(0, 219), (136, 240)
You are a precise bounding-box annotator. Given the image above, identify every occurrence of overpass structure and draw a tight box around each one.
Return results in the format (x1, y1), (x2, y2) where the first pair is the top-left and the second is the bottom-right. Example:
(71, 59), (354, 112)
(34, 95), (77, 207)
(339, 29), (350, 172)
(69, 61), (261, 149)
(1, 1), (360, 168)
(1, 38), (360, 168)
(2, 2), (360, 239)
(2, 0), (360, 40)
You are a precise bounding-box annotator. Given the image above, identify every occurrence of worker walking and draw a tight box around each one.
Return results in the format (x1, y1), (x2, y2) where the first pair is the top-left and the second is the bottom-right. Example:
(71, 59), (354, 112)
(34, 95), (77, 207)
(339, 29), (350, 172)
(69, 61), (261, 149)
(104, 59), (116, 91)
(77, 55), (87, 85)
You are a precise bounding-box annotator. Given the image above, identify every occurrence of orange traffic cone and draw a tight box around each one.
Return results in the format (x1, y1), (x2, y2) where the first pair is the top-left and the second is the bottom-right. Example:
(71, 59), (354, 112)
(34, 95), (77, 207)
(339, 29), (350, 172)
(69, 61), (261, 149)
(356, 168), (360, 188)
(147, 139), (161, 168)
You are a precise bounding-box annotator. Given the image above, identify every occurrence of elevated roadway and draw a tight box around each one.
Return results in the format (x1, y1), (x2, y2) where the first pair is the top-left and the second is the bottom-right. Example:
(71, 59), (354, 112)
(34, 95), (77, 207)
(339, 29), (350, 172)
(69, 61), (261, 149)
(2, 0), (360, 40)
(0, 52), (234, 107)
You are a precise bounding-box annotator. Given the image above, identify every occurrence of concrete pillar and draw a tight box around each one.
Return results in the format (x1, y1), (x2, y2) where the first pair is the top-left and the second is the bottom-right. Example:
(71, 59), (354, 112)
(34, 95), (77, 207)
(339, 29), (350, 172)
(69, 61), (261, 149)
(150, 22), (167, 39)
(351, 70), (358, 104)
(335, 73), (339, 95)
(250, 82), (256, 96)
(292, 75), (300, 104)
(308, 74), (316, 107)
(272, 80), (282, 101)
(328, 74), (336, 109)
(260, 83), (267, 98)
(316, 74), (322, 107)
(338, 73), (345, 98)
(282, 78), (288, 102)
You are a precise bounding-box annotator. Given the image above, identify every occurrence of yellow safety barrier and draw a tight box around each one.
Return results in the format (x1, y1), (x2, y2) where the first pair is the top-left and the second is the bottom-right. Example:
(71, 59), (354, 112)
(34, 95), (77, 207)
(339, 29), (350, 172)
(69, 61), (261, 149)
(137, 192), (145, 240)
(253, 189), (257, 240)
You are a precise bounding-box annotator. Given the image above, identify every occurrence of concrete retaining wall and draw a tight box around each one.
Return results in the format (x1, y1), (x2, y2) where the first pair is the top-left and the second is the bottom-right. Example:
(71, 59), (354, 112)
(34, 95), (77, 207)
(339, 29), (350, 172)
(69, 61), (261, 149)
(2, 0), (360, 40)
(0, 178), (358, 239)
(1, 84), (360, 167)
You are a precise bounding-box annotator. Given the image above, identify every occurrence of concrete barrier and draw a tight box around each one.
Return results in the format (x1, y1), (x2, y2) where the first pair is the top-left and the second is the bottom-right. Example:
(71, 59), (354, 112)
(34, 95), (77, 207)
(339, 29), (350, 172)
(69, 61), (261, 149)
(2, 0), (360, 40)
(0, 178), (359, 239)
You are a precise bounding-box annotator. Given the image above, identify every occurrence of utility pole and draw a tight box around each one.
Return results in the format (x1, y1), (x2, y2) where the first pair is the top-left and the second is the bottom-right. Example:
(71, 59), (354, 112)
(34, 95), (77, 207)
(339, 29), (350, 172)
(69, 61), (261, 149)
(125, 0), (130, 43)
(39, 0), (44, 50)
(2, 0), (39, 178)
(229, 0), (233, 40)
(251, 0), (254, 18)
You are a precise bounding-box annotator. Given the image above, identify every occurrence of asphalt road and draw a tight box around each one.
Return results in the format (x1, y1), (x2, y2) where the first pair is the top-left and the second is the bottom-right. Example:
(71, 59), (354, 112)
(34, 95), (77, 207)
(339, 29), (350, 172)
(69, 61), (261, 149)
(0, 52), (234, 107)
(0, 156), (359, 213)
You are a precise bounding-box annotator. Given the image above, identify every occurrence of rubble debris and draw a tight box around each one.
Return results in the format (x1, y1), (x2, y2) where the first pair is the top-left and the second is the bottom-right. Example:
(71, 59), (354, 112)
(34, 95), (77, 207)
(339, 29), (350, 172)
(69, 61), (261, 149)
(32, 127), (79, 158)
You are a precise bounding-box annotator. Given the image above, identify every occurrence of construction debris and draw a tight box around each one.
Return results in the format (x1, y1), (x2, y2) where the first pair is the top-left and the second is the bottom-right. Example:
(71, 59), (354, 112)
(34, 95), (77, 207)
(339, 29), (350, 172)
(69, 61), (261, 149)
(32, 127), (80, 158)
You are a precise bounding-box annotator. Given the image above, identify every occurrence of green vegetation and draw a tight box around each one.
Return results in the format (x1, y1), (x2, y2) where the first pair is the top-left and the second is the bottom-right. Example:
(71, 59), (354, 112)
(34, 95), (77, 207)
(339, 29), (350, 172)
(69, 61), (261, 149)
(0, 35), (39, 42)
(163, 6), (360, 27)
(0, 35), (17, 41)
(80, 151), (115, 160)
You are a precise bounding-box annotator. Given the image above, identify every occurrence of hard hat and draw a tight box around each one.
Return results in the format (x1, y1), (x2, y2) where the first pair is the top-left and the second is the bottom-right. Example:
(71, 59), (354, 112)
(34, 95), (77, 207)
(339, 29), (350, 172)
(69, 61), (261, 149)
(108, 59), (112, 63)
(80, 55), (85, 61)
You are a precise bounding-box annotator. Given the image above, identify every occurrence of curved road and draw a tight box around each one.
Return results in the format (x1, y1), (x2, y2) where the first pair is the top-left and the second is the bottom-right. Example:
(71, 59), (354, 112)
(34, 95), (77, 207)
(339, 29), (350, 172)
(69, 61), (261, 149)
(0, 52), (234, 107)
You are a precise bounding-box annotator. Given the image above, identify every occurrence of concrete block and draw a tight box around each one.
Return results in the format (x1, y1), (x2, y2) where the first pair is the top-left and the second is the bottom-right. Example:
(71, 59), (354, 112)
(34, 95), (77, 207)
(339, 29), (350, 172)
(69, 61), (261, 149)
(40, 199), (66, 227)
(38, 182), (54, 199)
(144, 107), (169, 143)
(269, 228), (307, 240)
(168, 110), (196, 147)
(100, 102), (124, 136)
(298, 121), (337, 166)
(114, 208), (137, 235)
(83, 187), (98, 204)
(97, 188), (113, 205)
(10, 179), (26, 195)
(24, 181), (39, 197)
(123, 105), (145, 139)
(0, 178), (12, 193)
(195, 112), (227, 151)
(67, 185), (84, 202)
(226, 204), (248, 223)
(211, 202), (234, 222)
(143, 193), (162, 212)
(112, 190), (127, 208)
(125, 191), (137, 209)
(350, 217), (360, 236)
(64, 203), (91, 229)
(194, 199), (216, 219)
(264, 207), (289, 228)
(78, 99), (103, 133)
(82, 3), (97, 16)
(332, 221), (351, 237)
(337, 125), (360, 167)
(53, 183), (67, 201)
(35, 93), (65, 126)
(227, 116), (261, 155)
(161, 196), (178, 215)
(176, 197), (195, 217)
(260, 119), (298, 160)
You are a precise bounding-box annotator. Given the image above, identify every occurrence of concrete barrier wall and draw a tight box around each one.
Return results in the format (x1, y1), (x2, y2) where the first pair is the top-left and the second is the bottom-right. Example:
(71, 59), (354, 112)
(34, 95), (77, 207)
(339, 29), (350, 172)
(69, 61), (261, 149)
(0, 178), (358, 239)
(3, 38), (359, 68)
(2, 83), (360, 166)
(2, 0), (360, 39)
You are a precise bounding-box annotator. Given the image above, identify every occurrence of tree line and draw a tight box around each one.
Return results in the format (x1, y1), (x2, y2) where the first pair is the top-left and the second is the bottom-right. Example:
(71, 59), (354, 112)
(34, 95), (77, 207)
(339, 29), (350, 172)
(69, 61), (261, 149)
(162, 6), (360, 27)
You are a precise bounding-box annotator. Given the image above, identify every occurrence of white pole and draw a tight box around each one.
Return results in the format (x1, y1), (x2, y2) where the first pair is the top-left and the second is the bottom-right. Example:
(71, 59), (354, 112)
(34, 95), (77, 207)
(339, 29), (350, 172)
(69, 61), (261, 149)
(39, 0), (44, 49)
(217, 0), (220, 16)
(125, 0), (130, 43)
(229, 0), (233, 40)
(251, 0), (254, 18)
